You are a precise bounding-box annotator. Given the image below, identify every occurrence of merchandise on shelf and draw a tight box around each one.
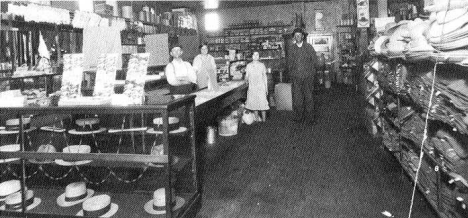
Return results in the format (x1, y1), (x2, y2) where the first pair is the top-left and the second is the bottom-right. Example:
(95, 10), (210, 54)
(123, 53), (150, 105)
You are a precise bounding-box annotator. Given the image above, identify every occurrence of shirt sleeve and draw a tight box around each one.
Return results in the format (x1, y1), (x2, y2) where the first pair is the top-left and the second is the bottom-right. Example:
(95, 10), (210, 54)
(185, 62), (197, 84)
(210, 55), (217, 71)
(165, 63), (179, 86)
(192, 55), (201, 72)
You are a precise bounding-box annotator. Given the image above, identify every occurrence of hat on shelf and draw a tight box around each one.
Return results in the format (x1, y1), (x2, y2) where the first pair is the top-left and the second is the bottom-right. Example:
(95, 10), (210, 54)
(55, 145), (92, 166)
(0, 144), (20, 163)
(57, 182), (95, 207)
(75, 118), (100, 132)
(29, 144), (57, 164)
(5, 118), (31, 131)
(2, 190), (41, 211)
(76, 194), (119, 217)
(153, 117), (180, 131)
(0, 180), (21, 206)
(144, 188), (185, 215)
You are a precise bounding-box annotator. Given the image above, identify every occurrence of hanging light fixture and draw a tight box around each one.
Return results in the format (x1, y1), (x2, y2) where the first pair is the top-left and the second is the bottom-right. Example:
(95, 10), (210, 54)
(204, 0), (219, 9)
(79, 0), (94, 12)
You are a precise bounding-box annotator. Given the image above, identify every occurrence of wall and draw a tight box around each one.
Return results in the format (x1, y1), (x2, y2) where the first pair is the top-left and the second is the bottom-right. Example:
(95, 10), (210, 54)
(199, 1), (350, 72)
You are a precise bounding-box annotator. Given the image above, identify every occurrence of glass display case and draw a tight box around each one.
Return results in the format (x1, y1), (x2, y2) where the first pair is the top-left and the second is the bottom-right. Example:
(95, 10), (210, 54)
(0, 95), (201, 217)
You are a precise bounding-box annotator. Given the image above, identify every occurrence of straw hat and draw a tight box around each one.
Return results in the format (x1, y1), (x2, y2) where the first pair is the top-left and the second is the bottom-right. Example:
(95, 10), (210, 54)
(57, 182), (95, 207)
(153, 117), (180, 131)
(0, 180), (21, 205)
(374, 36), (389, 55)
(5, 118), (31, 131)
(29, 144), (57, 164)
(436, 7), (467, 24)
(55, 145), (92, 166)
(1, 190), (41, 211)
(75, 118), (100, 132)
(0, 144), (20, 163)
(76, 194), (118, 217)
(144, 188), (185, 215)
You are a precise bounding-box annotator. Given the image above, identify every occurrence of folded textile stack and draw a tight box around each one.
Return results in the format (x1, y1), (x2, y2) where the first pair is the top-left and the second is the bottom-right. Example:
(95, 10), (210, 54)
(430, 129), (468, 193)
(425, 1), (468, 63)
(400, 112), (426, 146)
(406, 68), (468, 135)
(382, 120), (399, 151)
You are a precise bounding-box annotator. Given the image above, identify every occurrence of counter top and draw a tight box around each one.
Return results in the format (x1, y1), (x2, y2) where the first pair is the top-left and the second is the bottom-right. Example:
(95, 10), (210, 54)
(193, 81), (247, 107)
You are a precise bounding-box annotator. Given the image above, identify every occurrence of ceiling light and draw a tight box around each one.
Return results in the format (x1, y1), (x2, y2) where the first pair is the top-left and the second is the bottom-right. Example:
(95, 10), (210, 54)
(204, 0), (219, 9)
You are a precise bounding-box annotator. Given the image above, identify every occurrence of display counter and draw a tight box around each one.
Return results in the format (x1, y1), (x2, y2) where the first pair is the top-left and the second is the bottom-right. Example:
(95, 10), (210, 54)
(0, 95), (201, 218)
(192, 81), (248, 167)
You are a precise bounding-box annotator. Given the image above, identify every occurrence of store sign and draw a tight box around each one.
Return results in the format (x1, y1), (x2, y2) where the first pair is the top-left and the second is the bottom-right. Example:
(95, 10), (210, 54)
(357, 0), (370, 28)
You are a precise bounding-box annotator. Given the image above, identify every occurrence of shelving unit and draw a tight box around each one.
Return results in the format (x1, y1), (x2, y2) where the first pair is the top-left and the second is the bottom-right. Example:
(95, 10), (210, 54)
(365, 58), (468, 218)
(206, 25), (290, 61)
(336, 25), (358, 86)
(0, 95), (201, 217)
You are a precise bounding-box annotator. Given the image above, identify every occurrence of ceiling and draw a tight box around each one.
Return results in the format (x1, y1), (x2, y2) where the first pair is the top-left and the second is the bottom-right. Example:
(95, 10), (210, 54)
(165, 0), (331, 10)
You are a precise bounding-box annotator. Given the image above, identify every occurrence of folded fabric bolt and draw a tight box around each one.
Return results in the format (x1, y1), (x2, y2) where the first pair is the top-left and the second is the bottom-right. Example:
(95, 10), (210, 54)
(428, 13), (468, 38)
(436, 7), (468, 24)
(425, 0), (468, 12)
(436, 130), (468, 159)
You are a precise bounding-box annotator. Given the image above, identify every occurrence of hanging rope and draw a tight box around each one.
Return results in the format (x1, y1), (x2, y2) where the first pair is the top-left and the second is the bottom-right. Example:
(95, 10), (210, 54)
(39, 165), (73, 181)
(76, 165), (111, 185)
(7, 164), (39, 179)
(108, 115), (148, 184)
(109, 166), (148, 184)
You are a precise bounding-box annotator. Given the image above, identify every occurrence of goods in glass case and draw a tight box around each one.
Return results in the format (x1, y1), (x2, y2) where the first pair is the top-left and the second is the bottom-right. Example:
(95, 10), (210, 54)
(123, 53), (150, 105)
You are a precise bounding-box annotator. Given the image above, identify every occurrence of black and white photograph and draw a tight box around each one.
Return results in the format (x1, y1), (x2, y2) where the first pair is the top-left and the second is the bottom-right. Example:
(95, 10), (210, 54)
(0, 0), (462, 218)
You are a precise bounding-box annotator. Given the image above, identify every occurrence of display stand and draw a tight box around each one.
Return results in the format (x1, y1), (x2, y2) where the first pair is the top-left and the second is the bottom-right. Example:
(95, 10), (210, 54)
(365, 58), (468, 218)
(0, 95), (201, 218)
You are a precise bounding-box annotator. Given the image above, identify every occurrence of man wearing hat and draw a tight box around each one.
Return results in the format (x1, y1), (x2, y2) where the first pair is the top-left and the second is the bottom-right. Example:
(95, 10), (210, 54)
(165, 44), (197, 94)
(287, 28), (319, 124)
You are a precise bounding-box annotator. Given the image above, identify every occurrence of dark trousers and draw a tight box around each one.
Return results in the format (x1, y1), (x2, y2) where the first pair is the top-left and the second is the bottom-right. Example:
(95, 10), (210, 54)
(291, 76), (315, 121)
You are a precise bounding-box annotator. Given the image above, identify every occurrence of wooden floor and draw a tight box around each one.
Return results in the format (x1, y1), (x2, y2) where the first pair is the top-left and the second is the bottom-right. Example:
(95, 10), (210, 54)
(196, 85), (438, 218)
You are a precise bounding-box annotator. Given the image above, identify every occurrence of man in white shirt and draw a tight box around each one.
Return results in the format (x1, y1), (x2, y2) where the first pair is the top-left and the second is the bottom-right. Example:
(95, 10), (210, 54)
(165, 45), (197, 94)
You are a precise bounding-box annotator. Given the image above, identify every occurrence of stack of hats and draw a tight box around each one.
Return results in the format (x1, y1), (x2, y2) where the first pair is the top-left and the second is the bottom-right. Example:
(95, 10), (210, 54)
(385, 21), (410, 58)
(2, 190), (41, 211)
(0, 180), (41, 211)
(0, 180), (21, 207)
(403, 18), (434, 61)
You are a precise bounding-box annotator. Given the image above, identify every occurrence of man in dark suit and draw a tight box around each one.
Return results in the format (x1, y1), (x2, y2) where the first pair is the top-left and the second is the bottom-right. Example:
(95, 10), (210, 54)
(287, 28), (319, 125)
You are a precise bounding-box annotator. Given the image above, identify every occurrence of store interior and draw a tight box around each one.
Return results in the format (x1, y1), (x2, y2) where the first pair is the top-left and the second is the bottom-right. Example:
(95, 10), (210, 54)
(1, 0), (468, 217)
